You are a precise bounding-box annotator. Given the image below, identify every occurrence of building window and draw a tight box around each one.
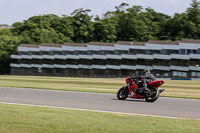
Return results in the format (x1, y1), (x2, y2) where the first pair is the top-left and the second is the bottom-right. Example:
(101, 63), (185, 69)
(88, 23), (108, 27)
(87, 51), (92, 55)
(106, 51), (114, 54)
(73, 51), (79, 55)
(145, 50), (160, 55)
(180, 49), (197, 55)
(191, 72), (200, 78)
(30, 51), (39, 55)
(198, 49), (200, 54)
(91, 51), (100, 55)
(119, 50), (128, 54)
(154, 59), (170, 66)
(171, 60), (189, 66)
(161, 49), (179, 55)
(54, 51), (62, 55)
(172, 71), (187, 77)
(19, 51), (29, 55)
(180, 49), (186, 54)
(163, 73), (169, 77)
(77, 51), (86, 55)
(99, 51), (105, 55)
(41, 51), (53, 55)
(64, 51), (74, 55)
(188, 50), (197, 54)
(145, 50), (151, 55)
(114, 51), (120, 55)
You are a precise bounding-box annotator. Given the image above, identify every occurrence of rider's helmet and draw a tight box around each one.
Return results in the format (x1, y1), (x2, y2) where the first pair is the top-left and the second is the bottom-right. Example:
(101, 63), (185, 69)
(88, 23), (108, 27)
(142, 69), (150, 75)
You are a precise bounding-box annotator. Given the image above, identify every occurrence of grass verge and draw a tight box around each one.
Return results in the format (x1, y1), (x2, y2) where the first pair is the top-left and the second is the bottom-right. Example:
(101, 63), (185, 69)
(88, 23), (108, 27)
(0, 103), (199, 133)
(0, 75), (200, 99)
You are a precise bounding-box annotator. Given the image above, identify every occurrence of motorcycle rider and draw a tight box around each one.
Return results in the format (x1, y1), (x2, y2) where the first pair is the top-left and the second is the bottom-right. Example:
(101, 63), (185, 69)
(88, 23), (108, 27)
(142, 69), (156, 83)
(133, 69), (156, 94)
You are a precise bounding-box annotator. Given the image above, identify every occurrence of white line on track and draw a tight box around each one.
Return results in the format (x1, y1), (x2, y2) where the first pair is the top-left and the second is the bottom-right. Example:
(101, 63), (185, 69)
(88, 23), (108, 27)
(0, 101), (199, 121)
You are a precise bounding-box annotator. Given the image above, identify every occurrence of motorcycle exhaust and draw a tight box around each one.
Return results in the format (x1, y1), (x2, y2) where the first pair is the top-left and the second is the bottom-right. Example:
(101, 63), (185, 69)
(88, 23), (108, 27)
(159, 89), (165, 93)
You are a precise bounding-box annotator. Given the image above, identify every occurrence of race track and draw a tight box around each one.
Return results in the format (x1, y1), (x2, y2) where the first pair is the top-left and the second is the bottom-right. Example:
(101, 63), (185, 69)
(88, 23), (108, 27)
(0, 87), (199, 120)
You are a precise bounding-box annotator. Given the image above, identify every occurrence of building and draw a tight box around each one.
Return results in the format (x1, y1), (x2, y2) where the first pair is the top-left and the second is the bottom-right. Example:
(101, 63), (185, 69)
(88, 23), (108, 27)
(10, 39), (200, 78)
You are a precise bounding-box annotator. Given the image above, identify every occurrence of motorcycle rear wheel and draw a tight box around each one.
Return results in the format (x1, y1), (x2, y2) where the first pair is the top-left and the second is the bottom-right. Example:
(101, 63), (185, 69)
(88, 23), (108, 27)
(117, 87), (129, 100)
(145, 87), (160, 102)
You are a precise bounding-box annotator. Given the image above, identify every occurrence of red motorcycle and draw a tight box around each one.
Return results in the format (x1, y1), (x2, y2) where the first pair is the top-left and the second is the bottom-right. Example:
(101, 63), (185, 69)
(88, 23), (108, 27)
(117, 76), (165, 102)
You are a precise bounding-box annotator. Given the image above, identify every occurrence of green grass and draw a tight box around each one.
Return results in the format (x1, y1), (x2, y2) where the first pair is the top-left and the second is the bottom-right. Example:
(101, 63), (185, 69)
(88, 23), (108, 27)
(0, 103), (199, 133)
(0, 75), (200, 99)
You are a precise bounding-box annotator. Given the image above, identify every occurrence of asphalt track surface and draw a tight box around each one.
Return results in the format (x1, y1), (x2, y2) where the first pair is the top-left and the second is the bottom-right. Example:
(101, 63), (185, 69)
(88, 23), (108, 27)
(0, 87), (199, 120)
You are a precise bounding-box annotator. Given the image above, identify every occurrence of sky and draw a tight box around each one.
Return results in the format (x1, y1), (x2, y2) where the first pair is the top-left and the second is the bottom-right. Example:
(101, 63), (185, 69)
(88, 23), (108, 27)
(0, 0), (192, 25)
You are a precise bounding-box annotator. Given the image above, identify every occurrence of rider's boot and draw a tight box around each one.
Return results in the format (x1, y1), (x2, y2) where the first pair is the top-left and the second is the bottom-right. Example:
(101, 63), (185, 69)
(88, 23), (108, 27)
(128, 90), (135, 97)
(130, 91), (134, 97)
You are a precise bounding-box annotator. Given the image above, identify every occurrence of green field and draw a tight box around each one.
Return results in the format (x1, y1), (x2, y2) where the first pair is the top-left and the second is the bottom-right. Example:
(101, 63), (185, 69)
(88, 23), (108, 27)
(0, 75), (200, 99)
(0, 103), (199, 133)
(0, 76), (199, 133)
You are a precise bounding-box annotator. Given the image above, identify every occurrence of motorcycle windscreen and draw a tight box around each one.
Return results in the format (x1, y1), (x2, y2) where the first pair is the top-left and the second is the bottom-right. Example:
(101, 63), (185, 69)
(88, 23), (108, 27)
(148, 80), (164, 87)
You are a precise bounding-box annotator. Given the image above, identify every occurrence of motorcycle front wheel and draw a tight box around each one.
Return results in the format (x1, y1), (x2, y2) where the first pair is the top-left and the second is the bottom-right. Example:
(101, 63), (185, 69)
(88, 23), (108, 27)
(117, 86), (129, 100)
(145, 87), (160, 102)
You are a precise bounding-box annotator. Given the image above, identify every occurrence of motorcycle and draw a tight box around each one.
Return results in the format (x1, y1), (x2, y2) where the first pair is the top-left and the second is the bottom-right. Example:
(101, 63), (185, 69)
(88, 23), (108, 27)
(117, 76), (165, 102)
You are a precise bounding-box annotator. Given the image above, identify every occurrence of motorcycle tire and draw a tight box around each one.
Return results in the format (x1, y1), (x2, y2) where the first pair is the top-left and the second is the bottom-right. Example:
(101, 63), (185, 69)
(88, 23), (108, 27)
(117, 86), (129, 100)
(145, 87), (160, 102)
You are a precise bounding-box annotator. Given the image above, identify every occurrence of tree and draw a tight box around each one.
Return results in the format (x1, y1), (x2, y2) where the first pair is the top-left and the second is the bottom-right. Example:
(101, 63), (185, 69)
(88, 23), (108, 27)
(10, 1), (200, 44)
(0, 28), (21, 74)
(59, 15), (74, 39)
(186, 0), (200, 38)
(104, 4), (144, 41)
(187, 0), (200, 24)
(93, 18), (117, 42)
(163, 13), (196, 40)
(12, 15), (72, 44)
(71, 8), (94, 43)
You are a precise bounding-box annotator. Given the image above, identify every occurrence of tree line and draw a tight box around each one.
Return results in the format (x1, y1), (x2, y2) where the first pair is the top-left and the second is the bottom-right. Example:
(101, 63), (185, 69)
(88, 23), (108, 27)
(0, 0), (200, 74)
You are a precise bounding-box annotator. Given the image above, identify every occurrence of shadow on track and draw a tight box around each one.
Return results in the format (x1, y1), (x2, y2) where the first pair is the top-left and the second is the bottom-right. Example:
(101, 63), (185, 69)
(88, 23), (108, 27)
(111, 98), (146, 102)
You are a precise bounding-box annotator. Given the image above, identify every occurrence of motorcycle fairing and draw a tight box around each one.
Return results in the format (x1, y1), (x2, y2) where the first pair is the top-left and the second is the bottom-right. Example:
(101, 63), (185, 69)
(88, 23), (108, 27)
(148, 80), (164, 88)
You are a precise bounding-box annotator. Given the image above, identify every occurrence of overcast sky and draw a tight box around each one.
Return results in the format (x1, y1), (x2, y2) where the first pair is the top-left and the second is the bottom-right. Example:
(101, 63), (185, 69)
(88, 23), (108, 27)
(0, 0), (192, 25)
